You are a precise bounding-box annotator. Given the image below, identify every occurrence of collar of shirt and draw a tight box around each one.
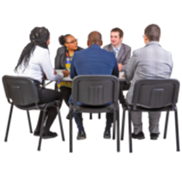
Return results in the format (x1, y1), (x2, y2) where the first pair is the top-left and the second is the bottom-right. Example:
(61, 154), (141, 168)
(112, 44), (122, 52)
(146, 41), (161, 47)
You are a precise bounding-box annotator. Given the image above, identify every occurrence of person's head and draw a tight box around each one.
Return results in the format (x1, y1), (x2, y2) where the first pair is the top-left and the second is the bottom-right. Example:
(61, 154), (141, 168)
(143, 24), (161, 44)
(110, 28), (123, 47)
(87, 31), (102, 47)
(59, 34), (78, 51)
(15, 27), (50, 72)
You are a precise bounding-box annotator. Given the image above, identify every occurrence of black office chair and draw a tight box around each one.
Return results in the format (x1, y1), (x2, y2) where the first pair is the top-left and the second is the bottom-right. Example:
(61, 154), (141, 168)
(2, 75), (65, 151)
(69, 75), (120, 153)
(120, 79), (180, 153)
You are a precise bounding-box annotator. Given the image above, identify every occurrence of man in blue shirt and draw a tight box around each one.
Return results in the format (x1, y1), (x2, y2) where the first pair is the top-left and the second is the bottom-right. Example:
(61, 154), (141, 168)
(70, 31), (119, 140)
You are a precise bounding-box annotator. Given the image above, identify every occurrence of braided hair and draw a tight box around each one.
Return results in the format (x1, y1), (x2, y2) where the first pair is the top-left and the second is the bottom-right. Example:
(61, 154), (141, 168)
(15, 27), (50, 72)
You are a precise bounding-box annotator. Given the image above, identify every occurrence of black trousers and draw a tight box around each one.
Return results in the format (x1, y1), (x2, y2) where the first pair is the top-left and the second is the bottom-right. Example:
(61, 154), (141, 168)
(35, 83), (62, 133)
(60, 86), (72, 106)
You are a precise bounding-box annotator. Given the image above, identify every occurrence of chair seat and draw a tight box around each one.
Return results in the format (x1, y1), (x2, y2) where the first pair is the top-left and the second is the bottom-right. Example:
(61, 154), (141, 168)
(15, 100), (61, 110)
(126, 104), (175, 112)
(71, 103), (119, 113)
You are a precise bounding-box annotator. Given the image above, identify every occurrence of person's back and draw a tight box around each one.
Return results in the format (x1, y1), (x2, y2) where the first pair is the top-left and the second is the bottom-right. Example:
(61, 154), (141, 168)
(132, 42), (172, 79)
(71, 44), (118, 77)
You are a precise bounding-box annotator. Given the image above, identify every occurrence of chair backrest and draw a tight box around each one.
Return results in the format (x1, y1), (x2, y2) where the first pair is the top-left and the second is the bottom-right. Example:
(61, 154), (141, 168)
(132, 79), (180, 109)
(2, 75), (39, 106)
(72, 75), (119, 106)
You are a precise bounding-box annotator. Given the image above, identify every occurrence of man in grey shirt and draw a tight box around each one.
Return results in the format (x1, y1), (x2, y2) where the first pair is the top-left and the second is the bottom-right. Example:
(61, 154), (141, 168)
(125, 24), (173, 140)
(103, 27), (131, 71)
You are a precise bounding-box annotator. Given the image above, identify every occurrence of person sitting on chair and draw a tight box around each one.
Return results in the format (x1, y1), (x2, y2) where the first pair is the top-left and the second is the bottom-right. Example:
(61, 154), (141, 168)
(70, 31), (118, 140)
(125, 23), (174, 141)
(15, 27), (69, 139)
(55, 34), (83, 119)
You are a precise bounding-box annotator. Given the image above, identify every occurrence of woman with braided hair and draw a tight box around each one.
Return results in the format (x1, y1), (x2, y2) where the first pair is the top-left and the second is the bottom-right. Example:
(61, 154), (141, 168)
(15, 27), (69, 139)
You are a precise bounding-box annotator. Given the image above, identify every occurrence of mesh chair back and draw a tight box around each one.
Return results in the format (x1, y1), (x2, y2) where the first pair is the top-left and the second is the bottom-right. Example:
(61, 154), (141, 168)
(132, 79), (180, 109)
(72, 75), (119, 106)
(2, 75), (39, 106)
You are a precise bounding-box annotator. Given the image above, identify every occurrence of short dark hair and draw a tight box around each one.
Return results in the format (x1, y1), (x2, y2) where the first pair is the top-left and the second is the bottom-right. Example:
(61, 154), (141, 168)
(111, 28), (123, 38)
(87, 30), (103, 44)
(144, 24), (161, 41)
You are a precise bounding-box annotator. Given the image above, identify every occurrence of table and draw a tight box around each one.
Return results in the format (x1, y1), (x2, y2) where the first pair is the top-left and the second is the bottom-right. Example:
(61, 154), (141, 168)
(43, 69), (126, 87)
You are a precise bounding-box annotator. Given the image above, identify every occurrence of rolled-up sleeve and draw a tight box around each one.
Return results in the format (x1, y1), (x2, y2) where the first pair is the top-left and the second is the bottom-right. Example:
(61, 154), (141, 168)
(40, 50), (63, 81)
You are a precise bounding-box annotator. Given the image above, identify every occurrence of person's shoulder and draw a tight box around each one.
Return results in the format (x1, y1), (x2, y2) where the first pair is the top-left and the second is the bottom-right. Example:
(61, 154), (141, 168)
(159, 46), (172, 56)
(56, 46), (66, 54)
(103, 44), (111, 50)
(77, 46), (84, 51)
(35, 46), (49, 55)
(122, 43), (131, 50)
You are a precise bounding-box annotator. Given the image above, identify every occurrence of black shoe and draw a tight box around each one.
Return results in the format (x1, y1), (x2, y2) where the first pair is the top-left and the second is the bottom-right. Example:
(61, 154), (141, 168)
(33, 130), (59, 140)
(132, 132), (145, 140)
(104, 130), (111, 139)
(150, 133), (159, 140)
(77, 131), (86, 140)
(66, 110), (72, 120)
(33, 130), (40, 136)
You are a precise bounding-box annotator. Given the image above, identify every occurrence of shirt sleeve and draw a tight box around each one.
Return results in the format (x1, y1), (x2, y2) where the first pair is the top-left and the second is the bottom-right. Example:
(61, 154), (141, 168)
(40, 50), (63, 81)
(125, 51), (138, 83)
(70, 54), (77, 79)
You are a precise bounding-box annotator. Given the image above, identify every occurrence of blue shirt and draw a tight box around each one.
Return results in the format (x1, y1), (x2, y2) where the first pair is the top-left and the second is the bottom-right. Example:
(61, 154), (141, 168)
(112, 44), (122, 53)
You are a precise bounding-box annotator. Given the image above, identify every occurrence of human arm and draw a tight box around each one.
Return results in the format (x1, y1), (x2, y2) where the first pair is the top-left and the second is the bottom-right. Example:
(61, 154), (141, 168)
(70, 54), (77, 79)
(40, 50), (64, 81)
(122, 46), (131, 71)
(125, 51), (137, 83)
(112, 56), (119, 77)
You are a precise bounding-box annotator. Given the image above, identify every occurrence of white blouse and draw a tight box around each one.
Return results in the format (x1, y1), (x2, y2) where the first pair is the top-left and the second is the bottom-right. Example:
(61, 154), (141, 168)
(18, 46), (63, 83)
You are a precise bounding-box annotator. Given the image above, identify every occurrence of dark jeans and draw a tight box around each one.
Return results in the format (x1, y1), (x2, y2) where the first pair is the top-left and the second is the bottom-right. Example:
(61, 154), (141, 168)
(69, 95), (113, 132)
(35, 82), (62, 133)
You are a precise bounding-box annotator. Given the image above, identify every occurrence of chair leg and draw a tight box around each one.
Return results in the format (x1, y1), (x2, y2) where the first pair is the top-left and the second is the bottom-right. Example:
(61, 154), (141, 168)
(70, 113), (73, 153)
(37, 110), (46, 151)
(26, 111), (33, 133)
(112, 112), (116, 140)
(128, 111), (133, 153)
(115, 105), (121, 153)
(89, 113), (93, 120)
(174, 108), (180, 152)
(97, 113), (102, 120)
(121, 108), (126, 140)
(56, 107), (65, 141)
(163, 111), (169, 139)
(4, 104), (14, 142)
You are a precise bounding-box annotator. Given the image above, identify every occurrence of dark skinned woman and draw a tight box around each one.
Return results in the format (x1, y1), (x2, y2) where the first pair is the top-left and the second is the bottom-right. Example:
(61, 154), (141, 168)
(15, 27), (69, 138)
(55, 34), (83, 118)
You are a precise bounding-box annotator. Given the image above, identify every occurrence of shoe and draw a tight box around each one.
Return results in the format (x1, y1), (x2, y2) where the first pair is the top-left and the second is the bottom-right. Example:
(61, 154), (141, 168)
(77, 131), (86, 140)
(150, 133), (159, 140)
(65, 113), (69, 120)
(132, 132), (145, 139)
(33, 130), (59, 140)
(103, 130), (111, 139)
(66, 110), (72, 120)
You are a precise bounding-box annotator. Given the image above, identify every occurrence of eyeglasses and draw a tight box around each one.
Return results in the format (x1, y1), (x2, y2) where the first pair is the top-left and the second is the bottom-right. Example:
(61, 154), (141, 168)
(66, 39), (78, 44)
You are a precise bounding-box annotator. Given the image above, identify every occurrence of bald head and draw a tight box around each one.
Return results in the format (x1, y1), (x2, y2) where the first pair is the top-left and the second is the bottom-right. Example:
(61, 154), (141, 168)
(87, 31), (102, 47)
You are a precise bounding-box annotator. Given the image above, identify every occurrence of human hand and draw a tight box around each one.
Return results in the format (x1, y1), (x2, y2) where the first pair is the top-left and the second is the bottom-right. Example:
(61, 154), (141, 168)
(62, 70), (70, 77)
(118, 63), (123, 71)
(54, 69), (57, 75)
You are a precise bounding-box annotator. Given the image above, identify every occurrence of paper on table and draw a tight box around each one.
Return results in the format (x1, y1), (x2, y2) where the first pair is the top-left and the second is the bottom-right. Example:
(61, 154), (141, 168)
(56, 69), (71, 81)
(119, 71), (125, 78)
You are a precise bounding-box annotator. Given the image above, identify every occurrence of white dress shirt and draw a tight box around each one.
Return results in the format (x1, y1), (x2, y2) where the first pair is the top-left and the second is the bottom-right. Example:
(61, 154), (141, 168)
(18, 46), (63, 83)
